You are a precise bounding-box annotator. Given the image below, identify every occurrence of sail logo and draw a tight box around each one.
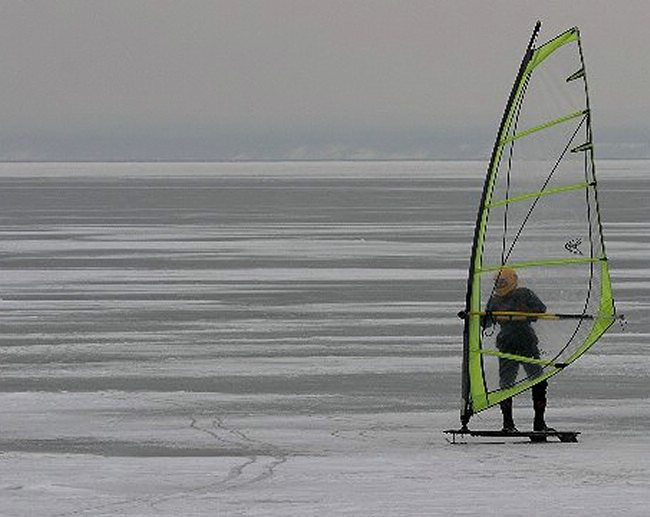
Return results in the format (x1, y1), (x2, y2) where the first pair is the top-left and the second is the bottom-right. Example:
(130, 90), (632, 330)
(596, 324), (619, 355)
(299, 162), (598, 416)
(564, 237), (584, 255)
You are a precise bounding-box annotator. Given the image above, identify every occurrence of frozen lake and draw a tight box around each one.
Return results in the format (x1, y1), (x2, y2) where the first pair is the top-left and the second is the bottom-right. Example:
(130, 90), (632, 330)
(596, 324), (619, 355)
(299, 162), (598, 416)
(0, 161), (648, 515)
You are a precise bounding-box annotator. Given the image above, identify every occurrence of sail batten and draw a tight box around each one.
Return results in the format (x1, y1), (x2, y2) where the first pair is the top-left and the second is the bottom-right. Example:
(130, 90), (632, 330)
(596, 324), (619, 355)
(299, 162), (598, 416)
(479, 256), (603, 273)
(499, 110), (588, 146)
(459, 23), (617, 424)
(566, 68), (585, 82)
(488, 181), (592, 208)
(571, 142), (593, 153)
(480, 349), (560, 367)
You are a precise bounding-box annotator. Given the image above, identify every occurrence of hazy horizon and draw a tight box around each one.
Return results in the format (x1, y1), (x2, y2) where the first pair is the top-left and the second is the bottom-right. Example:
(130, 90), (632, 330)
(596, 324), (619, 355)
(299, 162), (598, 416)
(1, 1), (649, 161)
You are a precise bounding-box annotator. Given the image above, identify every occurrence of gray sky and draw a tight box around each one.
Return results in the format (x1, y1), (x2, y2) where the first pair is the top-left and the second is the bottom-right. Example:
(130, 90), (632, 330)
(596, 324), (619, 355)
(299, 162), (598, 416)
(0, 0), (648, 161)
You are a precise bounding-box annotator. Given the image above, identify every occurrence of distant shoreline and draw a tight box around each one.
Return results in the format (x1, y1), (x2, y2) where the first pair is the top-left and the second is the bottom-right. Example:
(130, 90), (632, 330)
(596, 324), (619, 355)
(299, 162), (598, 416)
(0, 157), (646, 165)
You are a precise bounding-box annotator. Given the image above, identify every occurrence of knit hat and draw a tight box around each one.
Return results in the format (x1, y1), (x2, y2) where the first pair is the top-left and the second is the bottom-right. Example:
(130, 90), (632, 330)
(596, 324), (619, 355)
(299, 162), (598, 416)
(494, 268), (518, 297)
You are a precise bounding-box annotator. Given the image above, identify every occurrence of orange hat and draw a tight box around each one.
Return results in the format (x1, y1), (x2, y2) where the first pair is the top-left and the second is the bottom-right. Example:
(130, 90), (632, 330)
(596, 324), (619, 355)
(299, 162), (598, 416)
(494, 268), (518, 297)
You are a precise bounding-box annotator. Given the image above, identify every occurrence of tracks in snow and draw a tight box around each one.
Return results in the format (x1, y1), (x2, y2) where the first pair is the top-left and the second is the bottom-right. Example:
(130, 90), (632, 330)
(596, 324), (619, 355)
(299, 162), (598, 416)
(54, 408), (289, 516)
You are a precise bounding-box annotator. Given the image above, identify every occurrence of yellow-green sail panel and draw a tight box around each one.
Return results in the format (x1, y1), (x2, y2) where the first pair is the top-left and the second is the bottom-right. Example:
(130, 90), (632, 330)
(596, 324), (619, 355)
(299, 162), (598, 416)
(460, 24), (617, 425)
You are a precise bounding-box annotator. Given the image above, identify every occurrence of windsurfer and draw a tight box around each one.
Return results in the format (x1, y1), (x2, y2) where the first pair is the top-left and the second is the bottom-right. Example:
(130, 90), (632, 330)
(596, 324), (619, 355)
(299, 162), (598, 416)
(483, 268), (554, 433)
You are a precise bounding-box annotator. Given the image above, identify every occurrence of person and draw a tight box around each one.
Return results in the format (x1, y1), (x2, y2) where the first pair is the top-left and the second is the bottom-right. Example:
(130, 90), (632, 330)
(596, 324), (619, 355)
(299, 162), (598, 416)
(483, 268), (553, 433)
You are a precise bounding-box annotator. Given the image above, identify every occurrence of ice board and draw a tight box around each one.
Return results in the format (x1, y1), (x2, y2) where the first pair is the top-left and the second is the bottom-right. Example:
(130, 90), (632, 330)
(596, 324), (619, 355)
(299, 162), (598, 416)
(444, 429), (580, 443)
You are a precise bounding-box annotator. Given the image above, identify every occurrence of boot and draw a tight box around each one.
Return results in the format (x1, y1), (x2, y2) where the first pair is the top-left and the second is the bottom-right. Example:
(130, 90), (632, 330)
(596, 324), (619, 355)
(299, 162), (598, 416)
(500, 398), (517, 432)
(532, 381), (555, 432)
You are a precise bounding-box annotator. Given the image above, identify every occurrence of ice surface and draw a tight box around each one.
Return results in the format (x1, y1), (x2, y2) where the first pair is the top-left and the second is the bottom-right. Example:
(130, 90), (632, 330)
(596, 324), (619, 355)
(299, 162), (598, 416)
(0, 161), (648, 516)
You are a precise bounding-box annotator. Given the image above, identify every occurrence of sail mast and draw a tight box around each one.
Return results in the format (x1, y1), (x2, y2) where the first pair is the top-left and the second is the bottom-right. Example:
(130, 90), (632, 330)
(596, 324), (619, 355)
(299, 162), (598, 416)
(460, 22), (541, 427)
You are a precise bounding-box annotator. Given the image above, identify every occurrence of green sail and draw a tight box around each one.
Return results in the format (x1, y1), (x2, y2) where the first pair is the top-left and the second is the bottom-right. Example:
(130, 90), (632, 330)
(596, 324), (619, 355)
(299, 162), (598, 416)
(460, 23), (617, 424)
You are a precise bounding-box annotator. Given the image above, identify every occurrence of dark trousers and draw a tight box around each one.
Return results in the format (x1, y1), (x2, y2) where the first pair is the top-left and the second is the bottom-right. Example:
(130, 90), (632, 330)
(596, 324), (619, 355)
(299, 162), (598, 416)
(497, 328), (542, 389)
(496, 328), (547, 427)
(500, 380), (548, 425)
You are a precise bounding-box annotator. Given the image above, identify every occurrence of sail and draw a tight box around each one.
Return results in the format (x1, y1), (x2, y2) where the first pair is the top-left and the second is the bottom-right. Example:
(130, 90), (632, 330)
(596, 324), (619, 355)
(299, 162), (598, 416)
(460, 23), (617, 424)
